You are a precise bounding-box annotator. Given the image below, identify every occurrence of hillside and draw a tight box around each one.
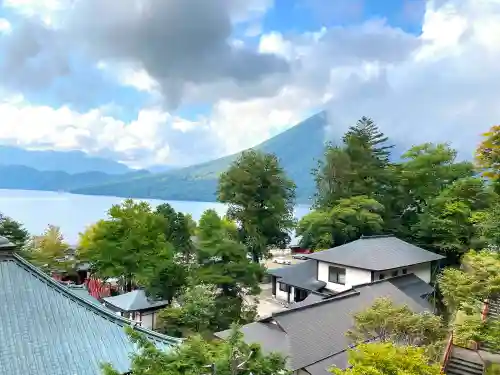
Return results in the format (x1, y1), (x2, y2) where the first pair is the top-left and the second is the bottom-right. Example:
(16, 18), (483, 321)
(72, 112), (333, 203)
(0, 146), (133, 175)
(0, 165), (149, 192)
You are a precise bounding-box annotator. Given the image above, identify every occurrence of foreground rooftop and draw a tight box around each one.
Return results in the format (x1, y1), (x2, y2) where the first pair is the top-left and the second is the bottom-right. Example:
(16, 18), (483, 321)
(0, 237), (180, 375)
(215, 274), (433, 375)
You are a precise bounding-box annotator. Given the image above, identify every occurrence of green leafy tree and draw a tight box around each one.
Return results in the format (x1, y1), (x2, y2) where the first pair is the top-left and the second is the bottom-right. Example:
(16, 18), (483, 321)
(297, 196), (384, 250)
(330, 342), (441, 375)
(475, 201), (500, 249)
(158, 283), (218, 338)
(392, 143), (474, 238)
(0, 214), (29, 249)
(196, 209), (263, 330)
(218, 150), (296, 262)
(78, 199), (183, 298)
(347, 297), (446, 361)
(313, 145), (354, 209)
(438, 250), (500, 312)
(156, 203), (196, 262)
(30, 225), (73, 273)
(476, 125), (500, 184)
(413, 177), (493, 256)
(102, 325), (290, 375)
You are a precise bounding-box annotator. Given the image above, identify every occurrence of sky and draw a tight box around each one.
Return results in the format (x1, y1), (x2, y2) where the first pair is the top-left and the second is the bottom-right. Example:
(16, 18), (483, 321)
(0, 0), (497, 168)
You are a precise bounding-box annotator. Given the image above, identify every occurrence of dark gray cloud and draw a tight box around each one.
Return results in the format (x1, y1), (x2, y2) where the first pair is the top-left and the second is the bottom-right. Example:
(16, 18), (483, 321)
(0, 20), (70, 91)
(0, 0), (289, 109)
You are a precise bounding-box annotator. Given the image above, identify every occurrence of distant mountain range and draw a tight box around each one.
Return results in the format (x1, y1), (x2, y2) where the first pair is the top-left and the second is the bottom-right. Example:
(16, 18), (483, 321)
(72, 112), (332, 203)
(0, 112), (354, 203)
(0, 146), (134, 175)
(0, 165), (149, 192)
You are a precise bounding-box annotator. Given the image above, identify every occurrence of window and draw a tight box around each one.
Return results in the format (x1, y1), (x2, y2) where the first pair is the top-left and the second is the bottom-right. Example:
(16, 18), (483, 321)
(328, 266), (346, 285)
(279, 282), (288, 292)
(402, 268), (408, 275)
(391, 270), (399, 277)
(379, 273), (386, 280)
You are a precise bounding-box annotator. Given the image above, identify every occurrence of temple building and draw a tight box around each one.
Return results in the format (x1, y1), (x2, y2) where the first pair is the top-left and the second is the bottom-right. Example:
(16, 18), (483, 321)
(0, 236), (180, 375)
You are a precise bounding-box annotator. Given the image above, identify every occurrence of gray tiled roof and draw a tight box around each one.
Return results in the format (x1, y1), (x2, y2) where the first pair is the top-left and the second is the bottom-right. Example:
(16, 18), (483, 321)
(0, 251), (181, 375)
(305, 235), (444, 270)
(215, 275), (431, 372)
(103, 289), (169, 312)
(268, 260), (326, 292)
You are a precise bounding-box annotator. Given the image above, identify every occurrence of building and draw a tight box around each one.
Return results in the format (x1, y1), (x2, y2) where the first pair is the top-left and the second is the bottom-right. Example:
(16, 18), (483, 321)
(103, 289), (169, 330)
(0, 236), (181, 375)
(215, 274), (434, 375)
(269, 235), (444, 304)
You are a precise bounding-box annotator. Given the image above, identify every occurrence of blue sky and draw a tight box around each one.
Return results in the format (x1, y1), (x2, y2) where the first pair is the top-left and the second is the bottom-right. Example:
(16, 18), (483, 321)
(0, 0), (496, 168)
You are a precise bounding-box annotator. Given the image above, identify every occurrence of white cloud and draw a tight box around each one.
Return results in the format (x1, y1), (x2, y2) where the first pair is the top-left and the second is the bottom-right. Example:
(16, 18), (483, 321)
(96, 61), (160, 94)
(0, 18), (12, 34)
(0, 94), (175, 167)
(0, 0), (499, 168)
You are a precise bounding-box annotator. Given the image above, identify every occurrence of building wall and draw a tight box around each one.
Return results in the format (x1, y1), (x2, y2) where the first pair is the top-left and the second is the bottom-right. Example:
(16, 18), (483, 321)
(275, 280), (290, 301)
(317, 261), (371, 292)
(142, 312), (154, 329)
(373, 262), (431, 283)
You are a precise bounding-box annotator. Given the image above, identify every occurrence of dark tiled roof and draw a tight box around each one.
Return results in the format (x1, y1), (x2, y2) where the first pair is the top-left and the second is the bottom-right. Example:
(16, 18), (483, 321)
(388, 273), (434, 307)
(215, 275), (431, 372)
(103, 289), (169, 312)
(0, 250), (181, 375)
(215, 322), (292, 366)
(304, 351), (349, 375)
(268, 260), (326, 292)
(305, 235), (444, 270)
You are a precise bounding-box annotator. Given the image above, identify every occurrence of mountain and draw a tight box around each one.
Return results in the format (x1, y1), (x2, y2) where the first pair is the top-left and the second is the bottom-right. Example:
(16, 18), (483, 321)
(0, 146), (133, 175)
(0, 165), (149, 192)
(72, 112), (332, 203)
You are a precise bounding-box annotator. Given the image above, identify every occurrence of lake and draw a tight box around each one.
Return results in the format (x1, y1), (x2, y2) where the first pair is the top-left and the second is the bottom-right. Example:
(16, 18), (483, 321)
(0, 189), (311, 244)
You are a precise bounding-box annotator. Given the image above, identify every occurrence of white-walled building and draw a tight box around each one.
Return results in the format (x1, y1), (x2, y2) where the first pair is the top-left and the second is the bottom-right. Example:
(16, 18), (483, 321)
(269, 235), (444, 304)
(102, 289), (168, 330)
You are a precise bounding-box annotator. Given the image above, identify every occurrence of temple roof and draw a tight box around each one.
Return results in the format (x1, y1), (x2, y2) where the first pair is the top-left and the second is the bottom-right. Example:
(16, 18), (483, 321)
(0, 236), (181, 375)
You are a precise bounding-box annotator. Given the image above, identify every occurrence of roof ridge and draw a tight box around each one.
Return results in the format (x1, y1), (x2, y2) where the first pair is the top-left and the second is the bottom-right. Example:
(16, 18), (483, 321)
(360, 234), (394, 239)
(354, 273), (416, 289)
(9, 253), (181, 345)
(269, 289), (361, 317)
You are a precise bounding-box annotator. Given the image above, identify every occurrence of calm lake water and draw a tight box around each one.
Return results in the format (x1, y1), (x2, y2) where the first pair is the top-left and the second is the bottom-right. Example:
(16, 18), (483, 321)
(0, 189), (311, 244)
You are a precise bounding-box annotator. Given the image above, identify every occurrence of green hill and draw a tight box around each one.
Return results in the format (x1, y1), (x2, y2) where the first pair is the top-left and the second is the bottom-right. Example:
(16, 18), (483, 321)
(0, 165), (149, 192)
(72, 111), (332, 204)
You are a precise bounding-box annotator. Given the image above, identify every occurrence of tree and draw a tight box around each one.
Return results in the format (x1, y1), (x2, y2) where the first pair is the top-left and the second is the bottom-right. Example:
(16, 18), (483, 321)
(196, 209), (263, 330)
(438, 250), (500, 312)
(313, 118), (393, 210)
(102, 325), (290, 375)
(343, 116), (393, 164)
(158, 283), (218, 338)
(474, 201), (500, 249)
(393, 143), (474, 239)
(330, 342), (441, 375)
(313, 145), (353, 209)
(476, 125), (500, 184)
(347, 297), (445, 361)
(297, 196), (384, 250)
(78, 199), (183, 297)
(413, 177), (493, 257)
(398, 143), (474, 216)
(30, 225), (73, 273)
(0, 214), (29, 249)
(156, 203), (195, 262)
(218, 150), (296, 262)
